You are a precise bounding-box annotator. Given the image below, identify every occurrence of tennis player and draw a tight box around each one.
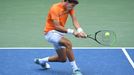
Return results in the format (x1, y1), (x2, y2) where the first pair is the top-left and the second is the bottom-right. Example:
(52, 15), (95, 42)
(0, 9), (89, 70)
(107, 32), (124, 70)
(34, 0), (87, 75)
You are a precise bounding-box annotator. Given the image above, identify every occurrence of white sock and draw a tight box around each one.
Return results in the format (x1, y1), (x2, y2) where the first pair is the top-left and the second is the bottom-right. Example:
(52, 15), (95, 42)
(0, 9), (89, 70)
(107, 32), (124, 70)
(70, 60), (79, 71)
(39, 57), (49, 64)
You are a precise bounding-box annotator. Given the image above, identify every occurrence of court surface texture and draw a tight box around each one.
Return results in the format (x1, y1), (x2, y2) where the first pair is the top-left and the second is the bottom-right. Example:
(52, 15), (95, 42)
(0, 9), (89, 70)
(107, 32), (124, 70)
(0, 48), (134, 75)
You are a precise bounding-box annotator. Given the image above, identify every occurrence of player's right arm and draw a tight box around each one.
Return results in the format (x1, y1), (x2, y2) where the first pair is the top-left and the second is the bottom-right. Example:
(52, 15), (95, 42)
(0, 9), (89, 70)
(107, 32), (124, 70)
(50, 5), (79, 37)
(52, 20), (67, 33)
(52, 20), (79, 37)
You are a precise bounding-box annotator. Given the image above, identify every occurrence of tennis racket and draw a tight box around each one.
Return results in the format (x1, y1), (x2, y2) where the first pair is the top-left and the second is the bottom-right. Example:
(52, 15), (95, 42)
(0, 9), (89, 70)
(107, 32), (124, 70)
(87, 30), (116, 46)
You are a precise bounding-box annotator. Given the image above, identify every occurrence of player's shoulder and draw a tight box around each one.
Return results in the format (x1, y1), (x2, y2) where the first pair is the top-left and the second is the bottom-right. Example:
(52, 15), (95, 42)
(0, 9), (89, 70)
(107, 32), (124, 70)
(51, 2), (61, 10)
(50, 2), (63, 13)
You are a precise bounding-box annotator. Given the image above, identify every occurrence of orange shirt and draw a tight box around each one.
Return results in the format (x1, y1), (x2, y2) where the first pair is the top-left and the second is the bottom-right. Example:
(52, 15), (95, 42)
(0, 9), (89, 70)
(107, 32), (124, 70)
(44, 2), (75, 33)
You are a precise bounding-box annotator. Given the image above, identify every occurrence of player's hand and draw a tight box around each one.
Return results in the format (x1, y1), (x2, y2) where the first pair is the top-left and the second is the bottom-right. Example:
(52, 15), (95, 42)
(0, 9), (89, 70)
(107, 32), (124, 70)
(78, 32), (87, 38)
(73, 31), (81, 38)
(76, 28), (87, 38)
(73, 31), (87, 38)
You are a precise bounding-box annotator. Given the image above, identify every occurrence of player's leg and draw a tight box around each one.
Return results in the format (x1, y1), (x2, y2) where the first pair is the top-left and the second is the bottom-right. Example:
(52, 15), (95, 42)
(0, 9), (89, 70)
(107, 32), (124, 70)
(34, 30), (82, 74)
(39, 37), (80, 71)
(34, 30), (67, 69)
(59, 37), (82, 75)
(59, 37), (78, 69)
(34, 48), (67, 69)
(46, 48), (67, 62)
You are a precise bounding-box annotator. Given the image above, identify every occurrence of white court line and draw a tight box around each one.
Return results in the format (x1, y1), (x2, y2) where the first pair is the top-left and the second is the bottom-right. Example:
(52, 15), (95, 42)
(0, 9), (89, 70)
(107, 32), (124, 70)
(122, 48), (134, 69)
(0, 47), (134, 49)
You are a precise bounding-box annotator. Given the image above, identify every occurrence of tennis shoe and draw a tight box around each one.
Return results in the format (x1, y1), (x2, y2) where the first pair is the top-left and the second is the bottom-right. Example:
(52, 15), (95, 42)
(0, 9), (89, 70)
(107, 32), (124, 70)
(34, 58), (50, 69)
(72, 69), (83, 75)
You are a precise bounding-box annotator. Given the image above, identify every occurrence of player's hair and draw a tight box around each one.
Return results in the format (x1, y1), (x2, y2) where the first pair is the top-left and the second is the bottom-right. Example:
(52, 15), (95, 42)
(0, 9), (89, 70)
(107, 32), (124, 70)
(64, 0), (79, 4)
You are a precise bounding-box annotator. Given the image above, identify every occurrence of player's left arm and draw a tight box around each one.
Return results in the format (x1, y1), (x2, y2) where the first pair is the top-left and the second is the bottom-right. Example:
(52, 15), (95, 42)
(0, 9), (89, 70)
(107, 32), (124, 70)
(70, 14), (87, 38)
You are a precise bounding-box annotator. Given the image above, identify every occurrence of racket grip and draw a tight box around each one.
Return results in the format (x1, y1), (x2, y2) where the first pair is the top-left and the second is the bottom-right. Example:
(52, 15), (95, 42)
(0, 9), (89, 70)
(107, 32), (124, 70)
(86, 34), (91, 38)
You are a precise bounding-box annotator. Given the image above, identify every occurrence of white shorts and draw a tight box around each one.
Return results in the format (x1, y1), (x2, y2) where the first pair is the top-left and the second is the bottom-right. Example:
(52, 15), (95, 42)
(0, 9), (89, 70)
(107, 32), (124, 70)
(44, 30), (65, 50)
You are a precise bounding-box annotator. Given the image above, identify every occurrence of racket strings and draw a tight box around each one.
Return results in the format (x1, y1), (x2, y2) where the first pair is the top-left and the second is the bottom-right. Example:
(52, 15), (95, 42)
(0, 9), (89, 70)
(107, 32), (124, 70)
(96, 31), (116, 46)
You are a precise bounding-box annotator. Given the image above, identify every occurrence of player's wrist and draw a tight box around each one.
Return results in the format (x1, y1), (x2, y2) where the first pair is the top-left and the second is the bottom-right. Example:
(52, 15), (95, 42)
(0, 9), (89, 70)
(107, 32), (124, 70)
(77, 27), (83, 33)
(67, 29), (74, 34)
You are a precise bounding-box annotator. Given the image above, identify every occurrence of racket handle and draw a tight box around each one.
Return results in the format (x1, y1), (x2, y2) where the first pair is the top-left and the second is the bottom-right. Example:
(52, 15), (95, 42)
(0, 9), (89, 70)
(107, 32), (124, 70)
(86, 34), (91, 38)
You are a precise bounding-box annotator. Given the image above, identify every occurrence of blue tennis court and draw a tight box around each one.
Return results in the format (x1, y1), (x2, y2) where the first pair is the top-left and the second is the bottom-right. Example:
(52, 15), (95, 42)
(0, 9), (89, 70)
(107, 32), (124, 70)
(0, 48), (134, 75)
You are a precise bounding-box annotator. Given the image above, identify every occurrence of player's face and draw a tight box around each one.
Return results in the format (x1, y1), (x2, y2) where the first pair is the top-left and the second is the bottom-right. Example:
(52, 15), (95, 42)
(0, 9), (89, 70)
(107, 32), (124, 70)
(65, 3), (76, 11)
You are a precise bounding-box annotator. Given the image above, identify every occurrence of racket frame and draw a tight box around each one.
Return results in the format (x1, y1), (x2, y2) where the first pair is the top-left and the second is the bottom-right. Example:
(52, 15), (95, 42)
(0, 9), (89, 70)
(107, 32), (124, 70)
(86, 30), (116, 46)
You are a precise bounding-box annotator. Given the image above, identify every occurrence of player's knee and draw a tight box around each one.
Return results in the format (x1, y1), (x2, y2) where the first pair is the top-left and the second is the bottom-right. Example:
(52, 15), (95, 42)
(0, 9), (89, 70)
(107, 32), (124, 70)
(65, 41), (72, 48)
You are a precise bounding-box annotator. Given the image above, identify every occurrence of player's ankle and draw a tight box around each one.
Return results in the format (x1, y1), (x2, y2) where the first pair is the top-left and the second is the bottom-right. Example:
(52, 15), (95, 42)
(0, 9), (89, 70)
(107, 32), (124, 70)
(41, 57), (49, 62)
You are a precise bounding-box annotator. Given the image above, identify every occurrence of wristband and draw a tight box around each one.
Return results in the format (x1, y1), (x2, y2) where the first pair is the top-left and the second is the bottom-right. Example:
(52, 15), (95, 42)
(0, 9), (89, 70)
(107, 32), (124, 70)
(77, 28), (83, 33)
(67, 29), (74, 34)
